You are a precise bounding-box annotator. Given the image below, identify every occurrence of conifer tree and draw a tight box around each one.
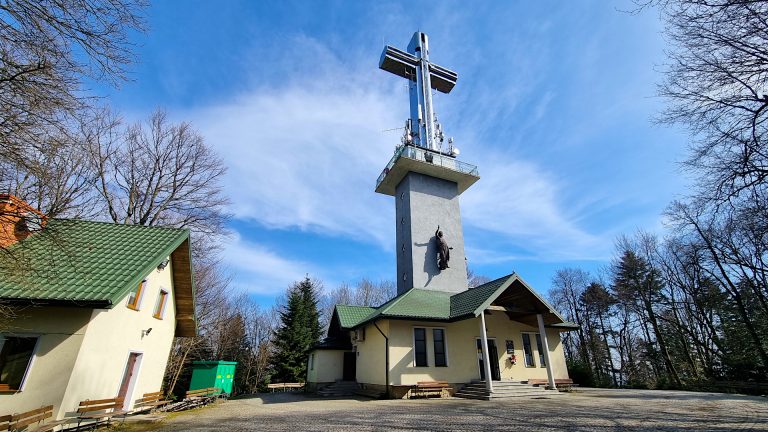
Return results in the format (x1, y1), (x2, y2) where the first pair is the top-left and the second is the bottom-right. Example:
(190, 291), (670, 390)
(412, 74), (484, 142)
(271, 277), (322, 382)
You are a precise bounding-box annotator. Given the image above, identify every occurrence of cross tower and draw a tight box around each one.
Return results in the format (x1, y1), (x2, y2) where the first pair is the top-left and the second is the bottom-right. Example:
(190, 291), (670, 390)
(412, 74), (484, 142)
(377, 32), (480, 295)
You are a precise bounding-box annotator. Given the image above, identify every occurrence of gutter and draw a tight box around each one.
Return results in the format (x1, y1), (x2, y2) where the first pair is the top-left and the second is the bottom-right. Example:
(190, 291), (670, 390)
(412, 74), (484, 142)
(372, 321), (389, 398)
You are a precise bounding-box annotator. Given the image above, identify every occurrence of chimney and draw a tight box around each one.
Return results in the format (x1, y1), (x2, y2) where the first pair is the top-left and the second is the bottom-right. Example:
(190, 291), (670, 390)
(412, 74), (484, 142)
(0, 194), (47, 248)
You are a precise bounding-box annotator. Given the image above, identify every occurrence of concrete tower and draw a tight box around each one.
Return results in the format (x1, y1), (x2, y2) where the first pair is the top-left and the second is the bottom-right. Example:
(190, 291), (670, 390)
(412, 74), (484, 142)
(377, 32), (480, 295)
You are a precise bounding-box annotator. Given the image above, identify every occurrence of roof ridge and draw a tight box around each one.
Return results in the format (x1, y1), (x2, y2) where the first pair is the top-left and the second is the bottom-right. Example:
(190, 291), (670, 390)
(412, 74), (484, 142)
(378, 287), (416, 314)
(51, 218), (187, 232)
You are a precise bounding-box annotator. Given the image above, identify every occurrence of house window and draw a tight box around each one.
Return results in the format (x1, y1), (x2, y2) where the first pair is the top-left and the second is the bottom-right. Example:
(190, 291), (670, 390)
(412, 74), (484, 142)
(433, 329), (447, 367)
(522, 333), (535, 367)
(535, 334), (546, 367)
(0, 335), (38, 391)
(127, 279), (147, 310)
(413, 328), (427, 366)
(153, 289), (169, 319)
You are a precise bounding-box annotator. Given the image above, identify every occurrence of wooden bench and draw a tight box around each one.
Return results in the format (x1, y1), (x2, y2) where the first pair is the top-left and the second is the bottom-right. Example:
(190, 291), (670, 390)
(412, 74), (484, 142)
(267, 383), (304, 392)
(133, 391), (172, 413)
(527, 378), (577, 391)
(75, 397), (128, 430)
(1, 405), (69, 432)
(410, 381), (451, 399)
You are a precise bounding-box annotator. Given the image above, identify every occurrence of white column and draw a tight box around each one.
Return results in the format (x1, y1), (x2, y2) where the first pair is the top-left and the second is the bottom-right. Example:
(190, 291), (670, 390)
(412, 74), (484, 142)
(479, 311), (494, 393)
(537, 313), (557, 390)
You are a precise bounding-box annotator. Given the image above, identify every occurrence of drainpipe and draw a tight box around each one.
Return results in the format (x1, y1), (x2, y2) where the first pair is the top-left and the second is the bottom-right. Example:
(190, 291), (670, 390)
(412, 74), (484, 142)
(373, 321), (389, 397)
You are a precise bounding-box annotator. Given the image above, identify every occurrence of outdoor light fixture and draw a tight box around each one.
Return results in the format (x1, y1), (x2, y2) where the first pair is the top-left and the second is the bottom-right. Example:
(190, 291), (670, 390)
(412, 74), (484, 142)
(142, 328), (153, 337)
(157, 258), (170, 271)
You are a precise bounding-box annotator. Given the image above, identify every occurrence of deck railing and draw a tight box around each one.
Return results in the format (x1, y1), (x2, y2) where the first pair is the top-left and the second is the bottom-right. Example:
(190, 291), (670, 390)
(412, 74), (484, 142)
(376, 145), (479, 189)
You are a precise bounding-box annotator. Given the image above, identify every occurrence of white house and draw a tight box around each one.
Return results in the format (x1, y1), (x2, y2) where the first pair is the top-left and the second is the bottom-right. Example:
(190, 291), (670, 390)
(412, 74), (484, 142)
(0, 194), (196, 421)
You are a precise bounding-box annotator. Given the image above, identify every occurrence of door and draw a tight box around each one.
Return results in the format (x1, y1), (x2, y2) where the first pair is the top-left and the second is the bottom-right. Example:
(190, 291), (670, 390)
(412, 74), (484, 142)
(476, 339), (502, 381)
(118, 352), (142, 409)
(342, 352), (356, 381)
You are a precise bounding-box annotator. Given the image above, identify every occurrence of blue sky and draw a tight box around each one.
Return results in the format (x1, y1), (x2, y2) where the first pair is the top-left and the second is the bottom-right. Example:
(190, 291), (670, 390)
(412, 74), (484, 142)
(96, 1), (689, 306)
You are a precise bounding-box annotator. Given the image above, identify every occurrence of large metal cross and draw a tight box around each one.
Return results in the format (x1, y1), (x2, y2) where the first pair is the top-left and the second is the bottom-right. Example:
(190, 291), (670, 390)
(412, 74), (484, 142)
(380, 32), (458, 152)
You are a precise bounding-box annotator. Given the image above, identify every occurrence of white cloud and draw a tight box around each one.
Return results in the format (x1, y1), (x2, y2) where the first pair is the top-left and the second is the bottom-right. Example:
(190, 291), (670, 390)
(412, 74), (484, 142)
(190, 37), (404, 248)
(221, 233), (313, 295)
(461, 152), (609, 260)
(190, 34), (610, 262)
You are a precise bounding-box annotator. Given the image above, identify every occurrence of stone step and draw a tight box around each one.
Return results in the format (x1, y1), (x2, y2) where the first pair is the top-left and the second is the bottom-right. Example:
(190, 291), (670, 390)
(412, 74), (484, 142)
(455, 381), (562, 401)
(355, 389), (385, 399)
(317, 381), (361, 397)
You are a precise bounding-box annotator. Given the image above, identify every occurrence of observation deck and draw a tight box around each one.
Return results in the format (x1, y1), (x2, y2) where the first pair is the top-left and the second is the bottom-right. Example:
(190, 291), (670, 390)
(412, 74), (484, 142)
(375, 145), (480, 196)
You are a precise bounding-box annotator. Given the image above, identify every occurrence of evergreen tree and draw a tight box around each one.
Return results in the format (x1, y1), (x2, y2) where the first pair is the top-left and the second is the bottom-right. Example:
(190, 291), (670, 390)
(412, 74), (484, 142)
(270, 277), (322, 382)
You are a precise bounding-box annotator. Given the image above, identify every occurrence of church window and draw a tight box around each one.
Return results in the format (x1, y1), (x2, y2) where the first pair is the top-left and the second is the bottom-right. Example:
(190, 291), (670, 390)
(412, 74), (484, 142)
(522, 333), (535, 367)
(433, 329), (447, 367)
(127, 279), (147, 310)
(535, 334), (546, 367)
(0, 335), (38, 391)
(413, 328), (427, 366)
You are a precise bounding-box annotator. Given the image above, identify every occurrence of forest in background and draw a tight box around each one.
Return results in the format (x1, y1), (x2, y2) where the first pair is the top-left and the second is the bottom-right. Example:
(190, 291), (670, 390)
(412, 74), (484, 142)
(549, 1), (768, 393)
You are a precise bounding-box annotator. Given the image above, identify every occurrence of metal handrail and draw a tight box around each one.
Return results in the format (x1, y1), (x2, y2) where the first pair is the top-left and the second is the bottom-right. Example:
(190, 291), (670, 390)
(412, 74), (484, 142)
(376, 145), (479, 188)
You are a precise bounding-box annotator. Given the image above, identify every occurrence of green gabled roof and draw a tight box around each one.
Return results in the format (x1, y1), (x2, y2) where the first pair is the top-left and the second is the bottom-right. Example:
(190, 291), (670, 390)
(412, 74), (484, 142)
(341, 273), (574, 331)
(378, 288), (452, 319)
(335, 305), (376, 329)
(0, 219), (189, 306)
(450, 273), (514, 318)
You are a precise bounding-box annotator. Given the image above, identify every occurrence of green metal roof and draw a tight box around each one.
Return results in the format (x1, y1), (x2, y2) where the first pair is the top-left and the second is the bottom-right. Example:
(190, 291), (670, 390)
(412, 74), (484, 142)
(0, 219), (189, 306)
(335, 305), (376, 328)
(336, 273), (574, 331)
(450, 274), (513, 318)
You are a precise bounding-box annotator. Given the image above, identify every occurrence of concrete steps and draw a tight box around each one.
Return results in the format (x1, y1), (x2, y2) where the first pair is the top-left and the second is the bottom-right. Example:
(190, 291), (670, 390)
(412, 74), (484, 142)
(355, 387), (386, 399)
(454, 380), (562, 401)
(317, 381), (360, 397)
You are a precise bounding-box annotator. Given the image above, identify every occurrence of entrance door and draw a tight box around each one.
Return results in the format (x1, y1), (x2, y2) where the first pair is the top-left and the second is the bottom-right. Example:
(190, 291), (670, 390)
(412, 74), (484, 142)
(476, 339), (502, 381)
(342, 352), (356, 381)
(118, 353), (142, 409)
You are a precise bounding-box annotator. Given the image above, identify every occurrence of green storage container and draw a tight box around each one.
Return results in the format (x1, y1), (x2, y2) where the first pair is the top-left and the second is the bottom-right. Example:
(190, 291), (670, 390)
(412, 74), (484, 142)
(189, 360), (237, 395)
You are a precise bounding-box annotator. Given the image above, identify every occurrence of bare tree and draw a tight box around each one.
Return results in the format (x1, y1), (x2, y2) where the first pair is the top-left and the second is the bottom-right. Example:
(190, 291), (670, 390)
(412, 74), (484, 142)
(651, 0), (768, 203)
(0, 0), (146, 169)
(87, 109), (229, 238)
(467, 268), (491, 288)
(0, 128), (98, 218)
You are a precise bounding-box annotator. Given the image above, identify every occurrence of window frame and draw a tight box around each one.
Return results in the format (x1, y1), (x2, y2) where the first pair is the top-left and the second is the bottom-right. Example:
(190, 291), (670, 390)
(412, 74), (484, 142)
(535, 333), (547, 367)
(432, 328), (448, 367)
(413, 327), (428, 367)
(0, 334), (40, 392)
(521, 332), (536, 368)
(127, 279), (147, 311)
(153, 289), (169, 320)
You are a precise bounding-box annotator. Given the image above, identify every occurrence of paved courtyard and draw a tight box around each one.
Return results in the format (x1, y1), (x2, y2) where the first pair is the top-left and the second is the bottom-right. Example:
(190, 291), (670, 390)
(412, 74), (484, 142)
(131, 388), (767, 431)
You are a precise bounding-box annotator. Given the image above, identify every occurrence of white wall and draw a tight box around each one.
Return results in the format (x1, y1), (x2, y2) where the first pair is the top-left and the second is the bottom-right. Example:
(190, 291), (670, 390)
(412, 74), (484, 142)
(306, 350), (344, 383)
(58, 260), (177, 418)
(0, 307), (91, 417)
(0, 259), (178, 420)
(382, 311), (569, 386)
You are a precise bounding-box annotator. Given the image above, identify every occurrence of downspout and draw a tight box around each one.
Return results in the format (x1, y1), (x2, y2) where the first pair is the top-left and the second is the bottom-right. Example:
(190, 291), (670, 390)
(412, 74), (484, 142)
(373, 321), (389, 397)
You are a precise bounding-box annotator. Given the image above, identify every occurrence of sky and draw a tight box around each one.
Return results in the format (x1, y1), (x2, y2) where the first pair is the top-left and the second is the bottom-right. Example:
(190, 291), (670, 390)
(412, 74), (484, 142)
(94, 0), (690, 306)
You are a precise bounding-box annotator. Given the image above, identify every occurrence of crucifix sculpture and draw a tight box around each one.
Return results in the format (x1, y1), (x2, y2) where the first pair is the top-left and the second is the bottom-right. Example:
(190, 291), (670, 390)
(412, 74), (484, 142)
(379, 32), (458, 153)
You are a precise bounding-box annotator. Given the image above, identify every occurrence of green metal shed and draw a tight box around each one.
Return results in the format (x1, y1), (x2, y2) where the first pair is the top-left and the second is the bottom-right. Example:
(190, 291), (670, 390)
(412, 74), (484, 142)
(189, 361), (237, 395)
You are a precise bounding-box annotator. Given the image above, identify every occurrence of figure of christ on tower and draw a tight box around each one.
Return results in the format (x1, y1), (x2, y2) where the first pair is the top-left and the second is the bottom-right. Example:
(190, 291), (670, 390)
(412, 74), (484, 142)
(376, 32), (480, 295)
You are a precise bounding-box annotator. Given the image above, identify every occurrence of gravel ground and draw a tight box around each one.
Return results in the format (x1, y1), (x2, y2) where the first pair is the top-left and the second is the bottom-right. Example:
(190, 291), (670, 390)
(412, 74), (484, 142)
(135, 388), (768, 431)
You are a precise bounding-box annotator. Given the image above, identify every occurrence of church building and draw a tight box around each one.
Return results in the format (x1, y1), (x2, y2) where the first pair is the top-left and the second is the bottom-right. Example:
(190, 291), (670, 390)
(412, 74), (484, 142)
(307, 32), (577, 399)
